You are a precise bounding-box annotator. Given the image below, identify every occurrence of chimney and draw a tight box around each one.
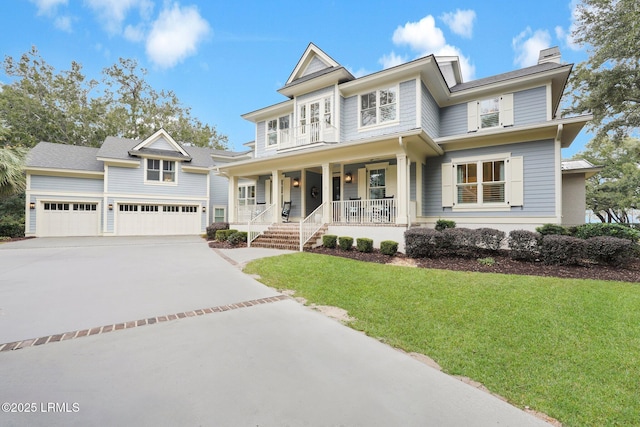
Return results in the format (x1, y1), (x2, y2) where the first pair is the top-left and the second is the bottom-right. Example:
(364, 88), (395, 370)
(538, 46), (561, 65)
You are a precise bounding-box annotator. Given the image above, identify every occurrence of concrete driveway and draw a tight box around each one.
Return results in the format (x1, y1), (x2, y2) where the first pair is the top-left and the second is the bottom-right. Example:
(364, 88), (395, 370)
(0, 237), (552, 426)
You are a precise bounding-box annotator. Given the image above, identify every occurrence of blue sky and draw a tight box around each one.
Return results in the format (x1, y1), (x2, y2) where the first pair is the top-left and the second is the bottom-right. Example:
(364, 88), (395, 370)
(1, 0), (590, 157)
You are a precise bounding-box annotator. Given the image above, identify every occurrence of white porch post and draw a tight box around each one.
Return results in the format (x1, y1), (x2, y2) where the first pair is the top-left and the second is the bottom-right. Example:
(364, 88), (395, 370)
(415, 161), (423, 219)
(272, 170), (281, 223)
(300, 168), (306, 217)
(227, 175), (238, 223)
(322, 163), (332, 223)
(396, 153), (409, 225)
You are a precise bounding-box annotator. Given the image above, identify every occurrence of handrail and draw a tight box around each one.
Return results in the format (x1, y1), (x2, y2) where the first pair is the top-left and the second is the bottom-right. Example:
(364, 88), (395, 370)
(299, 202), (327, 251)
(330, 198), (396, 224)
(248, 203), (275, 247)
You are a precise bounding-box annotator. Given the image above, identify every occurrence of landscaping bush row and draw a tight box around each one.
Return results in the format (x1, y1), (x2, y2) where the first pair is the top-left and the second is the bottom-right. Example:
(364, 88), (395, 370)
(322, 234), (398, 256)
(405, 226), (638, 267)
(0, 217), (25, 238)
(206, 222), (247, 245)
(536, 222), (639, 242)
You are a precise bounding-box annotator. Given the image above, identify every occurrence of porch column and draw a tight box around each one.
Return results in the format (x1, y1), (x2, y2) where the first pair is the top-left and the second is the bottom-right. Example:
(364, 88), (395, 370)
(322, 163), (332, 223)
(396, 154), (409, 225)
(272, 170), (281, 223)
(227, 175), (238, 223)
(415, 161), (423, 219)
(300, 168), (306, 218)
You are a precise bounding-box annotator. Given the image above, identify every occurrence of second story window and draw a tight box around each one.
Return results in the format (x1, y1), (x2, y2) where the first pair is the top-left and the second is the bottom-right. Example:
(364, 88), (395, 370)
(147, 159), (176, 183)
(467, 94), (513, 132)
(360, 87), (397, 128)
(266, 115), (290, 147)
(479, 98), (500, 128)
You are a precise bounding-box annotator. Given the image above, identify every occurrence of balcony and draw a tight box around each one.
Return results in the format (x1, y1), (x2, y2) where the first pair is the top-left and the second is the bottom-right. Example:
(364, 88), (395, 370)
(276, 121), (338, 150)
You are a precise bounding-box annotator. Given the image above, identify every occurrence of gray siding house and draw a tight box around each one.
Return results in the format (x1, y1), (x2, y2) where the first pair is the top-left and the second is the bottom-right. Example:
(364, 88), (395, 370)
(218, 43), (593, 250)
(25, 129), (249, 237)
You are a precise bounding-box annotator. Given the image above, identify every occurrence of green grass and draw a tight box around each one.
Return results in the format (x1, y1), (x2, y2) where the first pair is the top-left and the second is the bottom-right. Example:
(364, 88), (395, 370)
(245, 252), (640, 427)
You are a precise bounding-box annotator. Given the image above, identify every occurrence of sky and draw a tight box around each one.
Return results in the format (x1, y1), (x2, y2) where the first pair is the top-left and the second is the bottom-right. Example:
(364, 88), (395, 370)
(1, 0), (591, 157)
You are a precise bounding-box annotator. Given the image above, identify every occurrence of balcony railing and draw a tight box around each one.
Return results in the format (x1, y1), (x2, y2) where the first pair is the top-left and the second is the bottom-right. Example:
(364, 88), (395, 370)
(330, 198), (397, 224)
(278, 121), (337, 150)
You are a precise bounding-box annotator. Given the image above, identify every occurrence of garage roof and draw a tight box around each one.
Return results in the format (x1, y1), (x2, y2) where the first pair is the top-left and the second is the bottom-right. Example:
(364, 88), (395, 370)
(26, 142), (103, 172)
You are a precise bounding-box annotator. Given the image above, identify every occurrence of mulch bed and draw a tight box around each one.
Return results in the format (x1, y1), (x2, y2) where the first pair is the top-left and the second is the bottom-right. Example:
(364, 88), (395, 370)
(209, 240), (640, 283)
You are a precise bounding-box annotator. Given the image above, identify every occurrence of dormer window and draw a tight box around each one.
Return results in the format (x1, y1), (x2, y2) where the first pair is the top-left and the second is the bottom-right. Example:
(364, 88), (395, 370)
(359, 87), (398, 128)
(146, 159), (176, 183)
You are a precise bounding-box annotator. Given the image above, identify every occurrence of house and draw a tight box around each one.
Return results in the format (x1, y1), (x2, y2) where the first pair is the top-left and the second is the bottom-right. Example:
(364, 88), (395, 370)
(217, 43), (593, 251)
(24, 129), (249, 237)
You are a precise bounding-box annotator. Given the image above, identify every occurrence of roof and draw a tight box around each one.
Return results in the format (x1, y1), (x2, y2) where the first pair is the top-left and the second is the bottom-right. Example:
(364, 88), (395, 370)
(450, 62), (568, 92)
(561, 159), (602, 178)
(26, 142), (102, 172)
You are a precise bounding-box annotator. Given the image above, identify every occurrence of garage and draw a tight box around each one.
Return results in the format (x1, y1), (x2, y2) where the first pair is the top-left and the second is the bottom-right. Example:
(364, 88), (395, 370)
(115, 203), (201, 236)
(37, 202), (101, 237)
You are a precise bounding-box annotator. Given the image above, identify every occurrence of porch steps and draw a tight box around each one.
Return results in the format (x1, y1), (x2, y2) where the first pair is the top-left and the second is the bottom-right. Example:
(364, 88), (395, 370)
(250, 222), (328, 251)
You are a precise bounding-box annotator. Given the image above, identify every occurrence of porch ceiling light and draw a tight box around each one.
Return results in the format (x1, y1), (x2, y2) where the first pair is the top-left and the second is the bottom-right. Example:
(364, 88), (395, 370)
(345, 172), (352, 183)
(293, 178), (300, 187)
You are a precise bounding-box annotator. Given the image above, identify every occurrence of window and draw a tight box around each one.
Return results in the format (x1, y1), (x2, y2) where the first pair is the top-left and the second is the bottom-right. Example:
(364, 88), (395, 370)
(181, 206), (197, 213)
(324, 97), (332, 124)
(360, 87), (397, 127)
(456, 160), (505, 204)
(140, 205), (159, 212)
(441, 154), (522, 210)
(44, 203), (69, 211)
(163, 205), (179, 212)
(147, 159), (175, 183)
(214, 207), (226, 222)
(467, 94), (513, 132)
(238, 184), (256, 206)
(266, 115), (290, 147)
(73, 203), (97, 211)
(369, 168), (386, 199)
(119, 204), (138, 212)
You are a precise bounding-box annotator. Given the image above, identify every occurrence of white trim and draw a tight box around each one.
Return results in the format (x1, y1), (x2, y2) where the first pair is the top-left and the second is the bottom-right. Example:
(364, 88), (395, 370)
(546, 83), (553, 121)
(415, 76), (422, 129)
(366, 162), (390, 171)
(212, 205), (227, 222)
(25, 167), (104, 178)
(28, 190), (103, 198)
(357, 85), (400, 131)
(131, 128), (190, 157)
(448, 153), (512, 211)
(96, 158), (140, 167)
(104, 193), (207, 202)
(421, 216), (558, 225)
(143, 158), (178, 186)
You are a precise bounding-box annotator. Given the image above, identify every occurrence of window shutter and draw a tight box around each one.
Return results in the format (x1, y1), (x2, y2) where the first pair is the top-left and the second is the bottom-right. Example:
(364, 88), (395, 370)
(509, 156), (523, 206)
(265, 179), (271, 205)
(386, 165), (397, 197)
(500, 93), (514, 127)
(467, 101), (478, 132)
(441, 163), (454, 207)
(283, 177), (291, 202)
(358, 168), (366, 198)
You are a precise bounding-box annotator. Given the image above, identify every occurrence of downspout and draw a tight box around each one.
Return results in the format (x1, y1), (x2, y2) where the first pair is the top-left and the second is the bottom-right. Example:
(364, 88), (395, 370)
(555, 124), (564, 224)
(399, 136), (411, 226)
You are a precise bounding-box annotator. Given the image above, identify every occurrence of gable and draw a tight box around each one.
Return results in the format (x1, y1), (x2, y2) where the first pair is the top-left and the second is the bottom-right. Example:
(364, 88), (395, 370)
(131, 128), (190, 158)
(147, 136), (175, 151)
(285, 43), (341, 86)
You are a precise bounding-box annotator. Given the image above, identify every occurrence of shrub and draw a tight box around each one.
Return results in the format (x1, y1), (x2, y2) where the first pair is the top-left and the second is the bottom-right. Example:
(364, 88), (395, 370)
(215, 229), (237, 242)
(540, 235), (585, 265)
(508, 230), (541, 261)
(405, 228), (440, 258)
(536, 223), (569, 236)
(323, 234), (337, 249)
(585, 236), (637, 267)
(476, 228), (505, 252)
(442, 228), (479, 258)
(338, 236), (353, 251)
(380, 240), (398, 256)
(227, 231), (248, 246)
(356, 238), (374, 253)
(435, 219), (456, 231)
(477, 257), (495, 266)
(0, 218), (24, 238)
(573, 223), (640, 242)
(206, 222), (229, 240)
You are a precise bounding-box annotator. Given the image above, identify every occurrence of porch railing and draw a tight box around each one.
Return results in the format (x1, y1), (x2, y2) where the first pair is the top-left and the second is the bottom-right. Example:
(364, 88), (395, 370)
(330, 198), (397, 224)
(299, 202), (327, 251)
(237, 203), (267, 223)
(248, 203), (275, 247)
(279, 122), (337, 150)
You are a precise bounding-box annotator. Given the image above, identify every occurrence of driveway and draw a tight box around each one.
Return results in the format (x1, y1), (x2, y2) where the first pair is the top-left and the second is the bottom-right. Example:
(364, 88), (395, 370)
(0, 237), (552, 426)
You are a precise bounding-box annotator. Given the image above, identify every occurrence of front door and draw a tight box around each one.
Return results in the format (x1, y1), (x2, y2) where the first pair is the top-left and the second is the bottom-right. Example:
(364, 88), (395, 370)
(332, 176), (340, 201)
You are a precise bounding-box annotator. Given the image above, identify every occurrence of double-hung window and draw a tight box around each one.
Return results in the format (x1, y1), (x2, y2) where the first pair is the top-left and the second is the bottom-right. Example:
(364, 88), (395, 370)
(146, 159), (176, 183)
(238, 184), (256, 206)
(456, 160), (505, 205)
(369, 168), (386, 199)
(360, 87), (397, 128)
(467, 94), (514, 132)
(266, 115), (290, 147)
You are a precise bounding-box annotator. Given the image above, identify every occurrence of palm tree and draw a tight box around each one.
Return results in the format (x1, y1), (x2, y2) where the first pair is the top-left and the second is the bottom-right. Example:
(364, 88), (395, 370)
(0, 124), (27, 197)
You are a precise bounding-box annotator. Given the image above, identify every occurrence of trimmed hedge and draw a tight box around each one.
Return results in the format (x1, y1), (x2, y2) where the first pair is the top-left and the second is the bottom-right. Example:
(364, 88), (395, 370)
(228, 231), (248, 245)
(442, 228), (479, 258)
(540, 235), (585, 265)
(405, 228), (440, 258)
(435, 219), (456, 231)
(338, 236), (353, 251)
(380, 240), (398, 256)
(323, 234), (337, 249)
(476, 228), (505, 252)
(356, 238), (374, 253)
(0, 218), (24, 238)
(536, 223), (569, 236)
(573, 223), (640, 242)
(215, 229), (237, 242)
(508, 230), (541, 261)
(206, 222), (229, 240)
(585, 236), (636, 267)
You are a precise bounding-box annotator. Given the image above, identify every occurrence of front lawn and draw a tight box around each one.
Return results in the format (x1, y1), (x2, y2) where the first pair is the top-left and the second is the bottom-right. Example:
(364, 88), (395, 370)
(244, 252), (640, 426)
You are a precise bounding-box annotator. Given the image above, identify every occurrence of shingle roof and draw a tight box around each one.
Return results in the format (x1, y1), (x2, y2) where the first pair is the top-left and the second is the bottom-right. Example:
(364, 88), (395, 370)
(95, 136), (139, 160)
(450, 62), (569, 92)
(26, 142), (103, 172)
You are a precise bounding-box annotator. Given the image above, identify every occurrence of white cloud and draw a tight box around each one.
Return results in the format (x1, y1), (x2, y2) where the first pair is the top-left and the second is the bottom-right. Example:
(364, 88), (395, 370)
(54, 15), (72, 32)
(124, 23), (146, 42)
(30, 0), (67, 15)
(84, 0), (154, 35)
(346, 66), (372, 78)
(512, 27), (552, 68)
(379, 52), (407, 69)
(441, 9), (476, 39)
(385, 14), (475, 81)
(555, 0), (581, 51)
(145, 3), (211, 69)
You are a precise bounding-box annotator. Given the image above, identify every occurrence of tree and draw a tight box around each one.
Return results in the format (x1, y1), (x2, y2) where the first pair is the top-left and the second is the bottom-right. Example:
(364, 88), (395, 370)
(567, 0), (640, 141)
(0, 47), (228, 149)
(578, 137), (640, 223)
(0, 122), (27, 197)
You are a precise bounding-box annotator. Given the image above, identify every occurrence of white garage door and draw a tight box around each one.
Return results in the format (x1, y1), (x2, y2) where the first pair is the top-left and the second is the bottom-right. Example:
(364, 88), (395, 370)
(116, 204), (201, 236)
(38, 202), (100, 237)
